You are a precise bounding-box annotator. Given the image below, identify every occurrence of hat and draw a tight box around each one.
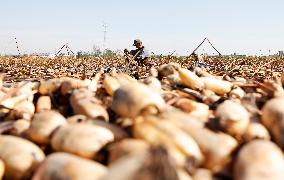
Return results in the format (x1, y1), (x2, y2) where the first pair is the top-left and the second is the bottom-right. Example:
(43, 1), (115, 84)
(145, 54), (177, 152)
(133, 39), (142, 46)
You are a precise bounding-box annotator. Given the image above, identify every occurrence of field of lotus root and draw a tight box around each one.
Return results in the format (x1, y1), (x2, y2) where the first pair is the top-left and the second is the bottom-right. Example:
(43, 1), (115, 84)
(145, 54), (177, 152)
(0, 55), (284, 180)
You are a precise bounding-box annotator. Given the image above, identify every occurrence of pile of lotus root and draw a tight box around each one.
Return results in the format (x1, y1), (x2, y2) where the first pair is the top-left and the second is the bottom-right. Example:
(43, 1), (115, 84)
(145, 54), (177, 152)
(0, 62), (284, 180)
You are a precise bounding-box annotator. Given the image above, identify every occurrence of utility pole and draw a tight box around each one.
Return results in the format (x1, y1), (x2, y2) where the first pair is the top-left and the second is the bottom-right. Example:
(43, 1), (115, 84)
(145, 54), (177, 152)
(102, 22), (108, 51)
(14, 37), (21, 56)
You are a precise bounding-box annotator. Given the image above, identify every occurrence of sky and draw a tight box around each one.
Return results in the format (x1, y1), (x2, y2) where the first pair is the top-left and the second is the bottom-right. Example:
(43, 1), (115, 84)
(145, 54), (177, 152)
(0, 0), (284, 55)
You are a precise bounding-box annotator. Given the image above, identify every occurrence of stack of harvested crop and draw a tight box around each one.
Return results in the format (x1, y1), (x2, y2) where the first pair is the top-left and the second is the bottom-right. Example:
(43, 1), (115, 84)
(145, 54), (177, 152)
(0, 61), (283, 180)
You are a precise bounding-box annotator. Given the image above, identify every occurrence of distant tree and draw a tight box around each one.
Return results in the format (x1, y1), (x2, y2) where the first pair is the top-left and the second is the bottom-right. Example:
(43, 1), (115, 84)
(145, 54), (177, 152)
(93, 45), (102, 57)
(77, 51), (90, 58)
(76, 51), (83, 58)
(103, 49), (115, 57)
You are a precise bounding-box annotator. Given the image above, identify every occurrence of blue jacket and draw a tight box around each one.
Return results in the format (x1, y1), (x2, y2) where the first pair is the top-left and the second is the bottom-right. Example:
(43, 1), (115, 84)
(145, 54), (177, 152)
(130, 46), (150, 61)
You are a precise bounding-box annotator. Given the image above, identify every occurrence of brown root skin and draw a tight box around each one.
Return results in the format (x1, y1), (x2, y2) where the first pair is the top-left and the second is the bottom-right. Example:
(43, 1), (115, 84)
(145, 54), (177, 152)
(28, 110), (67, 145)
(281, 72), (284, 86)
(242, 122), (270, 142)
(234, 140), (284, 180)
(192, 168), (213, 180)
(0, 160), (4, 180)
(261, 97), (284, 148)
(103, 144), (181, 180)
(230, 87), (246, 99)
(10, 119), (31, 136)
(201, 77), (233, 96)
(103, 75), (121, 96)
(133, 114), (204, 173)
(111, 82), (165, 118)
(161, 109), (238, 173)
(108, 139), (150, 164)
(0, 121), (15, 134)
(67, 115), (128, 141)
(6, 100), (35, 121)
(36, 96), (52, 113)
(143, 76), (162, 93)
(51, 124), (114, 159)
(66, 114), (88, 124)
(173, 98), (209, 123)
(216, 100), (250, 137)
(60, 78), (91, 96)
(0, 135), (45, 180)
(39, 79), (63, 95)
(134, 145), (179, 180)
(70, 89), (109, 121)
(178, 68), (204, 91)
(167, 73), (184, 86)
(158, 64), (177, 79)
(32, 152), (107, 180)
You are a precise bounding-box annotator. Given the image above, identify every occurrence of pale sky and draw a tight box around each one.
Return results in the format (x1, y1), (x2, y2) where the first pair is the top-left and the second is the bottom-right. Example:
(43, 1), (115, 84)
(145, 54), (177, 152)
(0, 0), (283, 55)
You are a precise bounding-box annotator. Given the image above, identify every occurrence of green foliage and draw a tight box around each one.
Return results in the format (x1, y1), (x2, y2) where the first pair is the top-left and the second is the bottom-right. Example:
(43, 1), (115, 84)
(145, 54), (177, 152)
(76, 48), (117, 59)
(102, 49), (116, 57)
(76, 49), (103, 59)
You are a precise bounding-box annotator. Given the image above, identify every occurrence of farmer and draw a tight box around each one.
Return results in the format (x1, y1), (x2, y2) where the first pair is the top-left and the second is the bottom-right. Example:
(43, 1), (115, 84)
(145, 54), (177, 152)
(124, 39), (150, 65)
(192, 52), (212, 69)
